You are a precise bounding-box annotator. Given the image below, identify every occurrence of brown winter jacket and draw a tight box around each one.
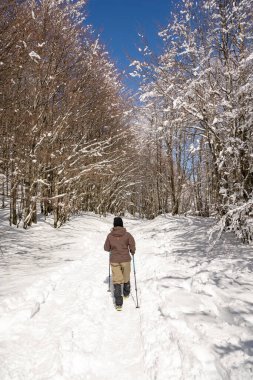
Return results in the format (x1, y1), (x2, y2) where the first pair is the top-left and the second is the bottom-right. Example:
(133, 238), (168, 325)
(104, 226), (136, 263)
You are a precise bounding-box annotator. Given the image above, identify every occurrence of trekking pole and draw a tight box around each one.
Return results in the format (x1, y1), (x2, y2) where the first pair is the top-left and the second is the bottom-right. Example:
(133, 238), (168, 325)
(0, 232), (4, 255)
(107, 254), (111, 292)
(132, 255), (140, 308)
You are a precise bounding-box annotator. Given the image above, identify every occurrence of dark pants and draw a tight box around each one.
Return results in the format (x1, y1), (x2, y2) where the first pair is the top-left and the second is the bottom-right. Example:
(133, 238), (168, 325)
(114, 282), (131, 306)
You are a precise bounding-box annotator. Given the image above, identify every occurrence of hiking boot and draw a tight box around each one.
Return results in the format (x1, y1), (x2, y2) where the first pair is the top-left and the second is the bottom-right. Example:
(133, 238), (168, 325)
(114, 284), (123, 307)
(123, 281), (130, 297)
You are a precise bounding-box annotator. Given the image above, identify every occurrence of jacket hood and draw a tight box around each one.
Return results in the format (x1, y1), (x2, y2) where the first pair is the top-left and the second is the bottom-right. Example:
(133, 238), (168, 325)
(110, 226), (127, 237)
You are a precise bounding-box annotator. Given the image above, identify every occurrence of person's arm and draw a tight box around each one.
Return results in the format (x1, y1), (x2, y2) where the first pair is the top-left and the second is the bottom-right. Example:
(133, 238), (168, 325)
(104, 235), (111, 252)
(128, 233), (136, 255)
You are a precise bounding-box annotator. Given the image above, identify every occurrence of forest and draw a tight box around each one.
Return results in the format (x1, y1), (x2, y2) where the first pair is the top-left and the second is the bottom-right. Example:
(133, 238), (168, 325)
(0, 0), (253, 242)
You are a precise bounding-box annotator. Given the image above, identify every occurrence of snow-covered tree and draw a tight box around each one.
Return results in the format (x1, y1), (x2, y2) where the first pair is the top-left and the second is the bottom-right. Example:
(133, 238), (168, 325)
(131, 0), (253, 240)
(0, 0), (135, 227)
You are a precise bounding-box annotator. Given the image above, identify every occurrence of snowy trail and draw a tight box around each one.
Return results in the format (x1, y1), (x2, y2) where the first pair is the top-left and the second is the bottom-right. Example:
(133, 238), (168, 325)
(0, 213), (253, 379)
(0, 215), (147, 380)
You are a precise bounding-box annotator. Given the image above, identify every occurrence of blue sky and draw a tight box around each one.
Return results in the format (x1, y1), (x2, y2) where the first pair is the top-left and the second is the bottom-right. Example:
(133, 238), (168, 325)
(87, 0), (174, 89)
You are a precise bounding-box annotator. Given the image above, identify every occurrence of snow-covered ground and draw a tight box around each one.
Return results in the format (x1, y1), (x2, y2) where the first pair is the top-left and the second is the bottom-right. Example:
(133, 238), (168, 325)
(0, 210), (253, 380)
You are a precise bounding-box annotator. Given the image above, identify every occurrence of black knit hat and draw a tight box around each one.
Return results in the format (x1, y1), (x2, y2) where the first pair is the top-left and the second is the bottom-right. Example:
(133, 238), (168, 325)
(113, 217), (123, 227)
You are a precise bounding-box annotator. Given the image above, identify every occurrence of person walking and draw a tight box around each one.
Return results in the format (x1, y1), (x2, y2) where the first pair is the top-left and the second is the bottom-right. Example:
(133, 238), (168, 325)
(104, 217), (136, 310)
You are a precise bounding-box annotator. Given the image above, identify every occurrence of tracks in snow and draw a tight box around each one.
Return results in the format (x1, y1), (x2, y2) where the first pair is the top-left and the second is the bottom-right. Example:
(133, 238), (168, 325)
(0, 220), (147, 380)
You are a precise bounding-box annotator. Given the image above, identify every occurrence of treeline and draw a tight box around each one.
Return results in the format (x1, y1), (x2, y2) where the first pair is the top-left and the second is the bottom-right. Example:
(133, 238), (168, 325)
(1, 0), (253, 243)
(0, 0), (136, 227)
(130, 0), (253, 242)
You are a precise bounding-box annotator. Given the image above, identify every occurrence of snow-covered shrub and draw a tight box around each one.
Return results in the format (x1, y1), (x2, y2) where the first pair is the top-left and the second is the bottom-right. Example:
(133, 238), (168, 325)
(219, 200), (253, 244)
